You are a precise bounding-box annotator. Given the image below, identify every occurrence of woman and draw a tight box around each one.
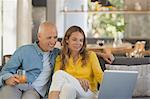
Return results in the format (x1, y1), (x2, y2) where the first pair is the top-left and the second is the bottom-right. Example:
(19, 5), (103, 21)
(49, 26), (103, 99)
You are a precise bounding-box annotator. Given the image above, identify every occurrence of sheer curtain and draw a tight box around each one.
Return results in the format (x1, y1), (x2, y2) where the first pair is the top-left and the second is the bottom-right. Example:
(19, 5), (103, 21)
(0, 0), (2, 65)
(0, 0), (32, 65)
(17, 0), (32, 47)
(0, 0), (17, 65)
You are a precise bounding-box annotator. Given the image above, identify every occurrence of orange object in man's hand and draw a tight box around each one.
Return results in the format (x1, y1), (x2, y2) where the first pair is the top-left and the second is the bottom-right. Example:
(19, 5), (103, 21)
(19, 75), (27, 83)
(17, 69), (27, 84)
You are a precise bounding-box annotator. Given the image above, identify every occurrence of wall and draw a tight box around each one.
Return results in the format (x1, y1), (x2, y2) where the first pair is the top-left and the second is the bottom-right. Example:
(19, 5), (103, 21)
(124, 0), (150, 39)
(32, 7), (46, 42)
(46, 0), (88, 37)
(17, 0), (32, 47)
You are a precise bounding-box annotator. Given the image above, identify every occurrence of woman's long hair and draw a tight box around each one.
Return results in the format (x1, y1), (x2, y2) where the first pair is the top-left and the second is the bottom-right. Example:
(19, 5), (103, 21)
(60, 26), (89, 70)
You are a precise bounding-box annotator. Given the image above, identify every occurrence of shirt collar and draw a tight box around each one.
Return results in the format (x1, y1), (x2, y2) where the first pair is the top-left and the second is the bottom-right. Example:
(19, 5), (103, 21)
(33, 42), (56, 56)
(33, 41), (44, 55)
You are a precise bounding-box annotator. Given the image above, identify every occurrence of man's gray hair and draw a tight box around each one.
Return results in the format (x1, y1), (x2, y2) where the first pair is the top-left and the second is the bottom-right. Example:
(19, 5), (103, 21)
(38, 22), (56, 34)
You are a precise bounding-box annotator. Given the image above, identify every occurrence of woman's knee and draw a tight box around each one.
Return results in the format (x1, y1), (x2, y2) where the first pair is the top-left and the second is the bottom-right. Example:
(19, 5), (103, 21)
(62, 84), (75, 92)
(59, 83), (76, 98)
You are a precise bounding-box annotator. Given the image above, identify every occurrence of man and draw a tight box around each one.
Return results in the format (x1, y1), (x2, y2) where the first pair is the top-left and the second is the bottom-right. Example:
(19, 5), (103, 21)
(0, 22), (59, 99)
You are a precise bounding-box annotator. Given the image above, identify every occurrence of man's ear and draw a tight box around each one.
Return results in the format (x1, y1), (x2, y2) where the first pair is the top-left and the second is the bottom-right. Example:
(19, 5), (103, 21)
(37, 33), (41, 40)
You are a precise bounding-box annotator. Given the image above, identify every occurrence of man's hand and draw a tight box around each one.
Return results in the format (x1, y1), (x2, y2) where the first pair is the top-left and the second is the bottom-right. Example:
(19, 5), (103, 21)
(102, 53), (114, 64)
(5, 74), (20, 86)
(97, 48), (115, 64)
(77, 78), (90, 92)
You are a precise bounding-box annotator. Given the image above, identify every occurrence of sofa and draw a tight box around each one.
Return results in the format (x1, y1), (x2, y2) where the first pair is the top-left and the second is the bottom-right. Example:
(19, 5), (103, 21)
(106, 62), (150, 97)
(1, 54), (150, 98)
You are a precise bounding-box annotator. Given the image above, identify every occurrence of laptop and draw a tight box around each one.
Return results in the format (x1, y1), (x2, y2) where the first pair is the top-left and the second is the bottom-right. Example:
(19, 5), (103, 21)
(98, 70), (138, 99)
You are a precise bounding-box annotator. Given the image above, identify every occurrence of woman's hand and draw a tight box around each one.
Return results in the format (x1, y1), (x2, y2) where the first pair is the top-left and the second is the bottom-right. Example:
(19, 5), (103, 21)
(77, 78), (90, 92)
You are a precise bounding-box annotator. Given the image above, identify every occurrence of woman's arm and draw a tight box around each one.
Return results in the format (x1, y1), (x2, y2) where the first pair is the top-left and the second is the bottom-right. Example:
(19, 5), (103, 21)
(90, 51), (104, 83)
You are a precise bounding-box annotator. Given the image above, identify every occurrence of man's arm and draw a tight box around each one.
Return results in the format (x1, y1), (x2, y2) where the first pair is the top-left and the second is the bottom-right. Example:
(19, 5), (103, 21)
(96, 52), (115, 64)
(0, 48), (23, 87)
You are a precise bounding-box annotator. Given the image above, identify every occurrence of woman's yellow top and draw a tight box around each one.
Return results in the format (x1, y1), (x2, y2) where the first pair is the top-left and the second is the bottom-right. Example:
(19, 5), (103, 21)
(54, 51), (103, 92)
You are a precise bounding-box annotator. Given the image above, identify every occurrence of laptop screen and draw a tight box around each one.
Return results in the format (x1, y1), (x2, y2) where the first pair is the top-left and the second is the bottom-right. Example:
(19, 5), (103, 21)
(98, 70), (138, 99)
